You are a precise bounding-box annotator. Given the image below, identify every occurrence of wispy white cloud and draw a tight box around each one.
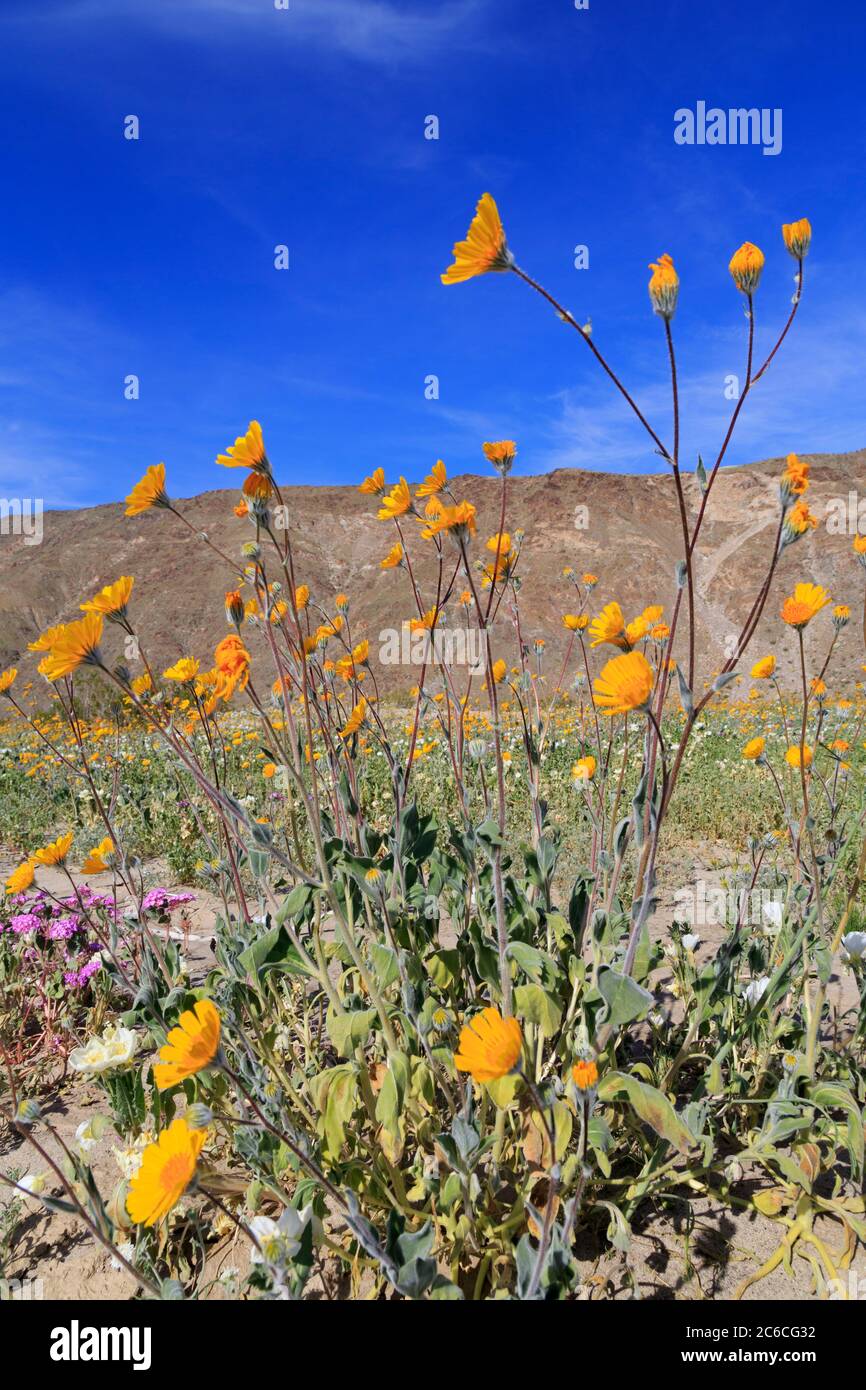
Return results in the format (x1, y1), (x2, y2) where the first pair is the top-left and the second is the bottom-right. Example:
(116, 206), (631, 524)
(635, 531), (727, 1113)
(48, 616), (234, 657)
(14, 0), (490, 63)
(533, 296), (866, 475)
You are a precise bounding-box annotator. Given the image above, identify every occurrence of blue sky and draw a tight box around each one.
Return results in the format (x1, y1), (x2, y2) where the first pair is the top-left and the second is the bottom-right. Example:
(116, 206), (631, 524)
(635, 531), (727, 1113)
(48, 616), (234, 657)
(0, 0), (864, 507)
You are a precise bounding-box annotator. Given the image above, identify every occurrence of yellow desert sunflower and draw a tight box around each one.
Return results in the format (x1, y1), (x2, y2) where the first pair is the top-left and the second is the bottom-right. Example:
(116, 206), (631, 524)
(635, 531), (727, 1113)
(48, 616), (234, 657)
(780, 582), (830, 629)
(782, 500), (818, 545)
(359, 467), (385, 496)
(786, 744), (813, 769)
(416, 460), (447, 498)
(729, 242), (765, 294)
(28, 624), (65, 654)
(80, 575), (134, 624)
(441, 193), (513, 285)
(572, 755), (596, 781)
(780, 452), (809, 499)
(377, 478), (412, 521)
(0, 667), (17, 696)
(782, 218), (811, 259)
(217, 420), (270, 476)
(380, 542), (403, 569)
(33, 832), (74, 866)
(163, 657), (200, 683)
(572, 1058), (599, 1091)
(125, 462), (169, 516)
(454, 1007), (522, 1084)
(82, 837), (115, 874)
(339, 697), (367, 740)
(751, 655), (776, 679)
(420, 500), (477, 543)
(213, 635), (251, 700)
(562, 614), (589, 632)
(648, 253), (679, 318)
(743, 737), (766, 761)
(153, 1000), (222, 1091)
(5, 860), (35, 894)
(588, 601), (628, 650)
(38, 614), (104, 682)
(482, 440), (517, 475)
(594, 651), (655, 715)
(126, 1117), (206, 1227)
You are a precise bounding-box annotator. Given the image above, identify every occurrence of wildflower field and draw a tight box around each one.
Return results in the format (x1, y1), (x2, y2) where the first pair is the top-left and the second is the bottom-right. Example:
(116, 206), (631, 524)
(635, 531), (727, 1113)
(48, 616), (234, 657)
(3, 197), (866, 1304)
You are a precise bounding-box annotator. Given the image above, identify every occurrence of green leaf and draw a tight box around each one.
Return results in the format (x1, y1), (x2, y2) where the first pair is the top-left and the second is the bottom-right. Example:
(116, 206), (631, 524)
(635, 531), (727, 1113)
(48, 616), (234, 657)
(514, 982), (562, 1037)
(596, 966), (654, 1027)
(238, 925), (310, 979)
(375, 1051), (410, 1130)
(326, 1006), (377, 1058)
(309, 1064), (359, 1160)
(598, 1070), (698, 1156)
(425, 949), (460, 989)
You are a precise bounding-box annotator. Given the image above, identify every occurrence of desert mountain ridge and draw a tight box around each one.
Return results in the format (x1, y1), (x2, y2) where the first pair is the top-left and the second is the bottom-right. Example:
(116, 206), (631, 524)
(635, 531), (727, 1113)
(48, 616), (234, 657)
(1, 449), (864, 698)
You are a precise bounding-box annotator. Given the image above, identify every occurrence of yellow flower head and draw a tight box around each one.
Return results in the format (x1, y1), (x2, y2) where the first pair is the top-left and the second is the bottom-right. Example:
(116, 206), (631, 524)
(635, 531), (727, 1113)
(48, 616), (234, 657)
(780, 452), (810, 500)
(163, 657), (200, 683)
(563, 613), (589, 632)
(582, 573), (598, 588)
(359, 467), (386, 496)
(339, 697), (367, 740)
(380, 542), (403, 570)
(783, 500), (818, 543)
(441, 193), (512, 285)
(589, 601), (628, 650)
(482, 440), (517, 476)
(453, 1006), (522, 1084)
(28, 624), (66, 653)
(786, 744), (813, 769)
(5, 860), (35, 895)
(572, 1058), (599, 1091)
(572, 755), (596, 781)
(782, 218), (811, 259)
(39, 614), (104, 682)
(80, 575), (134, 622)
(214, 634), (250, 700)
(224, 590), (244, 627)
(126, 1117), (206, 1227)
(728, 241), (765, 294)
(242, 471), (272, 501)
(34, 832), (74, 866)
(486, 532), (511, 556)
(648, 253), (679, 318)
(594, 650), (654, 715)
(420, 500), (477, 543)
(125, 463), (168, 517)
(416, 460), (447, 498)
(625, 615), (650, 646)
(832, 604), (850, 631)
(293, 583), (310, 611)
(742, 736), (765, 761)
(377, 477), (412, 521)
(0, 666), (17, 696)
(751, 655), (776, 680)
(781, 582), (830, 629)
(217, 421), (270, 476)
(82, 837), (115, 874)
(154, 999), (221, 1091)
(491, 658), (507, 684)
